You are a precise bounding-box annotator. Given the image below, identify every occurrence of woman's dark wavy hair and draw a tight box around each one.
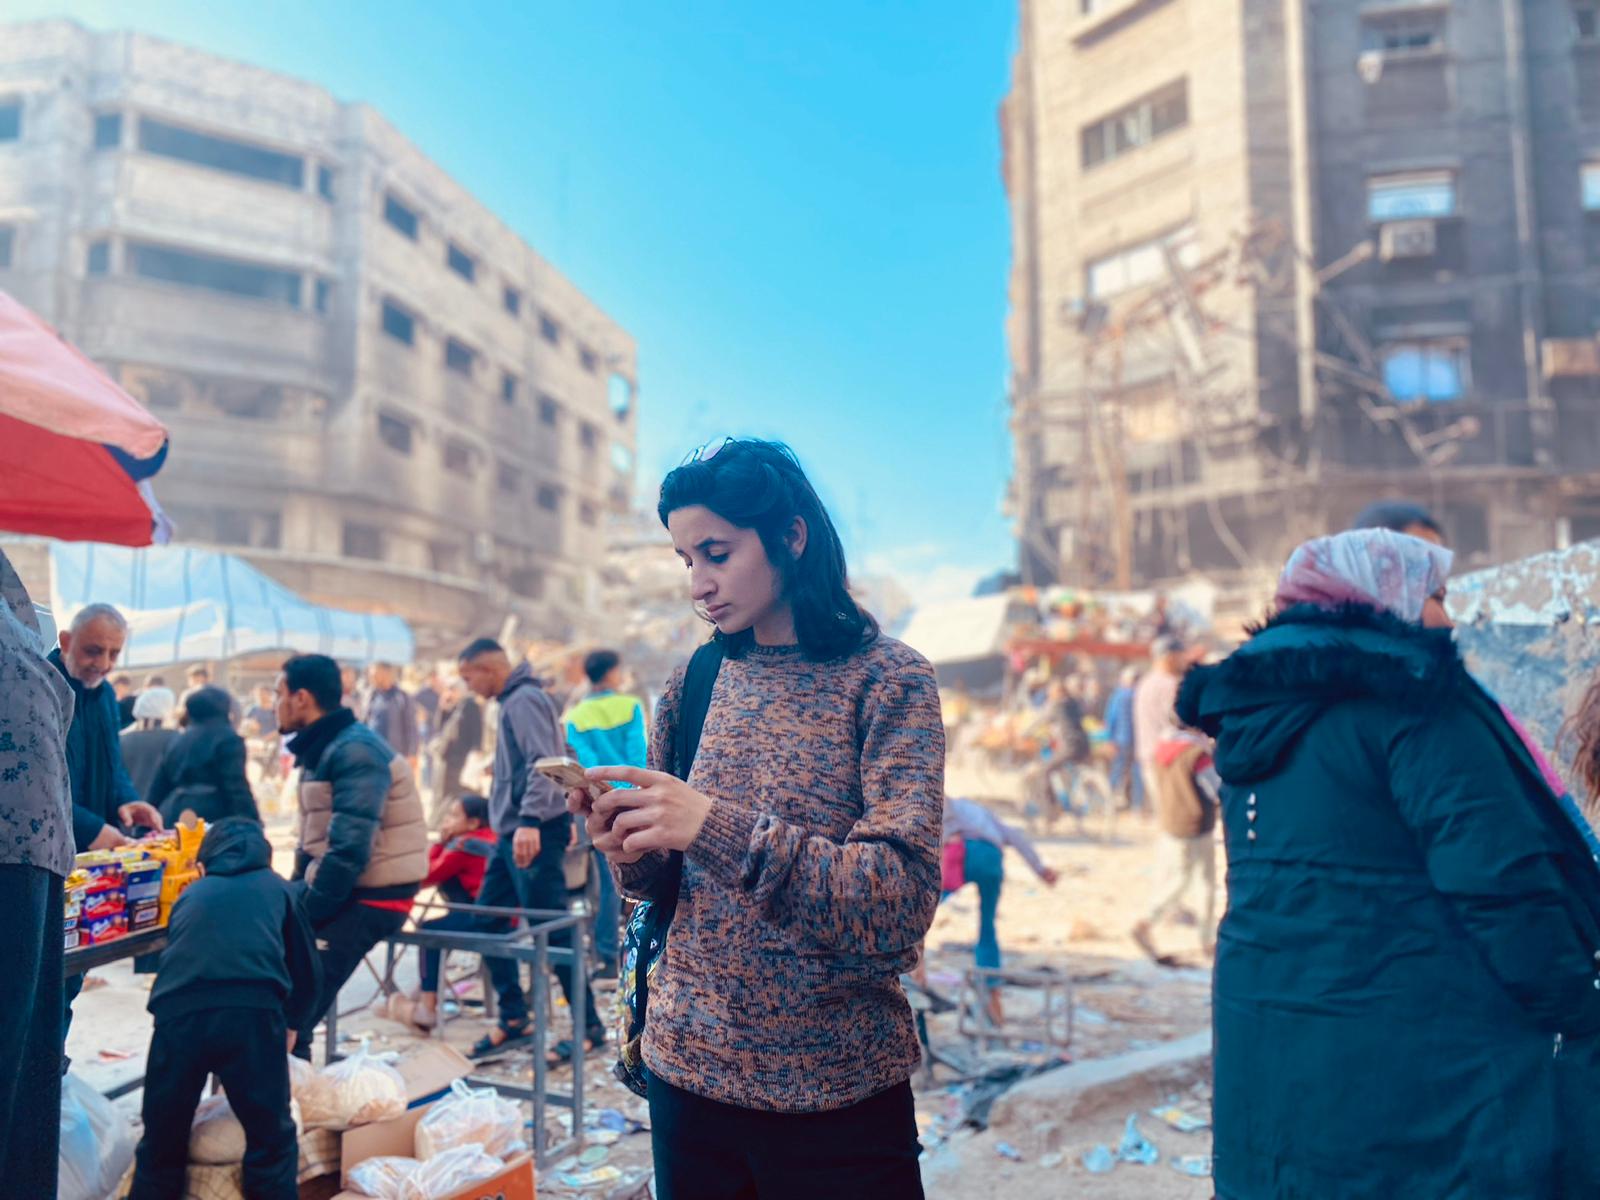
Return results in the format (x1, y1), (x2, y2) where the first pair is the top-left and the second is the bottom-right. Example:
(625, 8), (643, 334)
(658, 439), (878, 661)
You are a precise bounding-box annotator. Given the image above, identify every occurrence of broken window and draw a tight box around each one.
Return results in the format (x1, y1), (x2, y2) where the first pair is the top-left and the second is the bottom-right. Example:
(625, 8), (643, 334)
(537, 484), (562, 512)
(87, 240), (110, 275)
(94, 112), (122, 150)
(579, 344), (599, 374)
(1381, 338), (1469, 404)
(342, 522), (384, 561)
(1368, 172), (1456, 221)
(608, 374), (633, 419)
(443, 439), (474, 476)
(503, 286), (522, 316)
(381, 299), (416, 345)
(444, 337), (476, 376)
(539, 312), (562, 345)
(0, 226), (13, 270)
(1081, 80), (1188, 170)
(1085, 225), (1198, 299)
(446, 242), (476, 283)
(317, 165), (335, 202)
(539, 394), (561, 426)
(509, 567), (546, 599)
(128, 241), (302, 307)
(384, 193), (420, 240)
(1361, 14), (1445, 55)
(429, 541), (463, 576)
(138, 117), (304, 188)
(501, 371), (519, 405)
(580, 421), (598, 450)
(0, 101), (20, 142)
(378, 413), (414, 455)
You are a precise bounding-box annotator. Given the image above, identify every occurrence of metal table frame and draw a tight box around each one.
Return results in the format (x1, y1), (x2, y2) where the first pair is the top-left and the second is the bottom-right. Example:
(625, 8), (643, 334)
(323, 901), (592, 1170)
(64, 928), (169, 1100)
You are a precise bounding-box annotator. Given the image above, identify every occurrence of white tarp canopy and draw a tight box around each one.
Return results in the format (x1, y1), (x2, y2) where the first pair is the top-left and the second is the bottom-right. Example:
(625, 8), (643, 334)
(1449, 540), (1600, 626)
(1448, 540), (1600, 782)
(50, 542), (414, 668)
(899, 594), (1014, 666)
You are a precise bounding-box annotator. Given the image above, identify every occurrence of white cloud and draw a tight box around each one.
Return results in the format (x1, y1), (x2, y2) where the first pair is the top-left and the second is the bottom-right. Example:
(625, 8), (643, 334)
(862, 545), (997, 610)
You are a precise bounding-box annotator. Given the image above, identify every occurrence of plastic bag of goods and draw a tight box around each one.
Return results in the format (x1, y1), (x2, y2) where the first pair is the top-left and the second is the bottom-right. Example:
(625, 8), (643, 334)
(312, 1038), (407, 1128)
(347, 1155), (422, 1198)
(189, 1092), (304, 1164)
(59, 1073), (137, 1200)
(414, 1080), (525, 1160)
(398, 1144), (505, 1200)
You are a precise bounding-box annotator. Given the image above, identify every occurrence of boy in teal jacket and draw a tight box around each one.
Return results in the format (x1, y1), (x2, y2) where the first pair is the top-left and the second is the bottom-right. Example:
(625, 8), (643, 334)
(564, 650), (646, 974)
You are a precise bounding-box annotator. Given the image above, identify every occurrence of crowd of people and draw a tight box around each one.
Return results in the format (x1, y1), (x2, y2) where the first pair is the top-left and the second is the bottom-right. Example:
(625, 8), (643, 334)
(10, 449), (1600, 1199)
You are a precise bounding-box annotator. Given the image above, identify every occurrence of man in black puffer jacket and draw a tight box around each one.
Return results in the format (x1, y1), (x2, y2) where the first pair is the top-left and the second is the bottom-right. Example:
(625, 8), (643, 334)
(129, 818), (321, 1200)
(277, 654), (426, 1058)
(146, 686), (259, 827)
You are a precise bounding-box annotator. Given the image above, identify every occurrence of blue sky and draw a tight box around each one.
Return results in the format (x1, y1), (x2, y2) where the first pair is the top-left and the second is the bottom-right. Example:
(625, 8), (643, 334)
(18, 1), (1020, 604)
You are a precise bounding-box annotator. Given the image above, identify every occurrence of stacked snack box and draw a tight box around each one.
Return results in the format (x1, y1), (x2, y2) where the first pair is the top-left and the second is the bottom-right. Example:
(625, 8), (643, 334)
(64, 821), (207, 951)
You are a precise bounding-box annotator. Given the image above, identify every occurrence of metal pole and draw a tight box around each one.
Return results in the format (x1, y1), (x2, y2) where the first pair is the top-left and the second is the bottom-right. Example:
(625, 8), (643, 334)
(1283, 0), (1321, 432)
(1500, 0), (1552, 465)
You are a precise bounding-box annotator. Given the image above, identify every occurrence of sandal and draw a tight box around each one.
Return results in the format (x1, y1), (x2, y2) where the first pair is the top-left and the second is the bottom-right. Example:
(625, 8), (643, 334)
(547, 1029), (607, 1068)
(470, 1022), (533, 1059)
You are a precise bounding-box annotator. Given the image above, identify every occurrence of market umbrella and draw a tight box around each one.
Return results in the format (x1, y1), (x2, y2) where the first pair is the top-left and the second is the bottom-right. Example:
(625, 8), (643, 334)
(0, 289), (170, 545)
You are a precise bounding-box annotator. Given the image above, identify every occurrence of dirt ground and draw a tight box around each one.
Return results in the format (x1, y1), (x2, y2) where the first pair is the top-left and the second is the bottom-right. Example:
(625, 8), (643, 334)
(71, 793), (1220, 1198)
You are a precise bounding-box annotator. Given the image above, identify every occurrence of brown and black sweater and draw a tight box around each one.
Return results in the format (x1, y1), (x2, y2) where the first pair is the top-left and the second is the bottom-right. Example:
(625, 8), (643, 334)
(617, 634), (946, 1113)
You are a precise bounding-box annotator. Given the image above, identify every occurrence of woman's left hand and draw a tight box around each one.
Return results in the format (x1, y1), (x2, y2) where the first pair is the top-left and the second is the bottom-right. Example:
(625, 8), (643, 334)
(587, 766), (713, 855)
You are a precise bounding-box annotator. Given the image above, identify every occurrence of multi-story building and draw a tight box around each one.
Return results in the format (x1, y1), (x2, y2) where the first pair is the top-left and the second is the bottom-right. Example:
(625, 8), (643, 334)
(0, 20), (638, 651)
(1003, 0), (1600, 592)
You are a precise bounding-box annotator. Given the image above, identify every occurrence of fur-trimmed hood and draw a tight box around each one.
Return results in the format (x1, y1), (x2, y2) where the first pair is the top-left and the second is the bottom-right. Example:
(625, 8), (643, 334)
(1176, 604), (1467, 783)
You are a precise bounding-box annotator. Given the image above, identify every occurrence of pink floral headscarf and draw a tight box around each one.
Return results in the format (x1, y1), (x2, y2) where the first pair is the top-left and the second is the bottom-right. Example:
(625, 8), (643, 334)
(1275, 529), (1454, 623)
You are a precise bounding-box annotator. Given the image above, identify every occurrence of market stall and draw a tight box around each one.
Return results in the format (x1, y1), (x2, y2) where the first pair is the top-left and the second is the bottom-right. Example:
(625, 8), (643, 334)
(0, 289), (170, 546)
(49, 541), (415, 668)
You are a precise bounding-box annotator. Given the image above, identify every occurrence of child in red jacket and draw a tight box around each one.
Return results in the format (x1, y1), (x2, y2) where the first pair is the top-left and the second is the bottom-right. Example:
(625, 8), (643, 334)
(410, 795), (496, 1030)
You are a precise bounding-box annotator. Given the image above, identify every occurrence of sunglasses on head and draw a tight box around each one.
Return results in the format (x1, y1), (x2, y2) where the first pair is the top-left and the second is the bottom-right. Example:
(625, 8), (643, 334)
(682, 437), (733, 466)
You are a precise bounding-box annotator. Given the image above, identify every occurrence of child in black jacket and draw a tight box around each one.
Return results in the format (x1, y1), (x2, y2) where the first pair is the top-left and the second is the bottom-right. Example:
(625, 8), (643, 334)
(129, 818), (321, 1200)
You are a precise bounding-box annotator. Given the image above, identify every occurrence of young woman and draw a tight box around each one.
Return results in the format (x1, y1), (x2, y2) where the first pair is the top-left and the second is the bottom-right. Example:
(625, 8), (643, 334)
(570, 439), (944, 1199)
(1178, 529), (1600, 1198)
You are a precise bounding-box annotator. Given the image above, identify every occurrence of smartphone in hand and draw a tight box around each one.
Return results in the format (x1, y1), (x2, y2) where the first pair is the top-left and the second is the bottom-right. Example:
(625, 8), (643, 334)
(535, 755), (613, 801)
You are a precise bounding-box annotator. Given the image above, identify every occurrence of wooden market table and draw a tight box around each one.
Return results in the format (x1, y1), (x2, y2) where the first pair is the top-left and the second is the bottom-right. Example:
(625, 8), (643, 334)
(64, 926), (167, 976)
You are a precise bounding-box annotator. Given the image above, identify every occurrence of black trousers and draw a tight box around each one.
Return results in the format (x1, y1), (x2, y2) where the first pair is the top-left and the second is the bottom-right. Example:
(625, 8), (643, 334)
(0, 864), (63, 1198)
(647, 1075), (924, 1200)
(129, 1007), (296, 1200)
(479, 816), (602, 1038)
(294, 901), (408, 1058)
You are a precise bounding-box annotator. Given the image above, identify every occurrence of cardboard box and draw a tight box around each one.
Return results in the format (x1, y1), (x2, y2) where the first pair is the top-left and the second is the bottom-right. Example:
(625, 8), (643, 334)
(308, 1036), (534, 1196)
(333, 1105), (535, 1200)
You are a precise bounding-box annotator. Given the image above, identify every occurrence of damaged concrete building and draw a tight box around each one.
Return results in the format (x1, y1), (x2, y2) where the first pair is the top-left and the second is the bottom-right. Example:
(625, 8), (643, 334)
(0, 20), (638, 650)
(1003, 0), (1600, 594)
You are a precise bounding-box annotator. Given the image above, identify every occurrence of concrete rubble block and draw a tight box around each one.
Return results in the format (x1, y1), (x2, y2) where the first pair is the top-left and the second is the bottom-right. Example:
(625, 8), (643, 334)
(987, 1029), (1213, 1151)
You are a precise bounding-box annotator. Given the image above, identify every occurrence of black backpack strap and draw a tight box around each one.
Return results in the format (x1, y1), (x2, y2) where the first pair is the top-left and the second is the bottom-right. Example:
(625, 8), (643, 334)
(658, 641), (723, 921)
(673, 640), (724, 781)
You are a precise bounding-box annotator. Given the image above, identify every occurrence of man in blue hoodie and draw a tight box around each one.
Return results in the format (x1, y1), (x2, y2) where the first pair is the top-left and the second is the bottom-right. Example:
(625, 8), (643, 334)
(128, 818), (321, 1200)
(564, 649), (647, 975)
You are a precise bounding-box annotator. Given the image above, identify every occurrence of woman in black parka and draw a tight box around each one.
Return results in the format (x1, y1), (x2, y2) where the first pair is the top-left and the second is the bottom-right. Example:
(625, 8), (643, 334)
(1177, 529), (1600, 1199)
(147, 685), (260, 826)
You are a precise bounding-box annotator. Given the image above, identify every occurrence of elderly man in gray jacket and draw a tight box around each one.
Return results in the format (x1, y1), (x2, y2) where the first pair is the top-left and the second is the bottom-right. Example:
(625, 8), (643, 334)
(458, 638), (603, 1061)
(0, 550), (75, 1196)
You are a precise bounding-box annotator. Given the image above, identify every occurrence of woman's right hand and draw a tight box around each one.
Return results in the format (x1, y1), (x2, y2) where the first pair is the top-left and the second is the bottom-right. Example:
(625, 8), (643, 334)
(586, 805), (646, 865)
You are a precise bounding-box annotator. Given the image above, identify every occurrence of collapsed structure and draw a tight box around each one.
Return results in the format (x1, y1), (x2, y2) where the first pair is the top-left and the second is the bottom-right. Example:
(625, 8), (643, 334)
(1003, 0), (1600, 602)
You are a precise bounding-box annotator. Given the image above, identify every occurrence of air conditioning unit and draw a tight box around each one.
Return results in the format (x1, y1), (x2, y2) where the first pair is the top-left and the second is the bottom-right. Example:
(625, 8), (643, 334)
(1379, 219), (1437, 261)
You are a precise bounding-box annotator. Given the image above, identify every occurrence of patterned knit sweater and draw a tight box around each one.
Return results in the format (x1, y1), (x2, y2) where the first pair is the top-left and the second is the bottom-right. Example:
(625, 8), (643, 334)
(617, 634), (946, 1113)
